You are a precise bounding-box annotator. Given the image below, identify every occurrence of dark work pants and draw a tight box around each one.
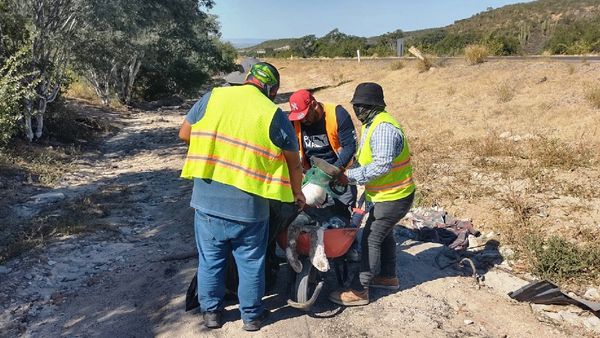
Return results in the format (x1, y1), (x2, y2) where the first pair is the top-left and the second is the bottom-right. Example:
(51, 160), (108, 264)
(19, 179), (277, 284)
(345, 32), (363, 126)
(358, 191), (415, 289)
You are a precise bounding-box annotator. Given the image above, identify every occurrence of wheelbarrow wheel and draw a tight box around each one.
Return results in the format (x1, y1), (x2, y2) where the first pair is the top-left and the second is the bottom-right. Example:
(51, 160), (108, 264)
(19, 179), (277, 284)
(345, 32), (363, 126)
(295, 257), (319, 303)
(287, 257), (324, 311)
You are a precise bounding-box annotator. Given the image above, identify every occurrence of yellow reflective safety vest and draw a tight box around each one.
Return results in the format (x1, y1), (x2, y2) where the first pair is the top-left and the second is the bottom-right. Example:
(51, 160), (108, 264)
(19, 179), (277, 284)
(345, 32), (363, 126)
(357, 112), (415, 202)
(180, 85), (293, 202)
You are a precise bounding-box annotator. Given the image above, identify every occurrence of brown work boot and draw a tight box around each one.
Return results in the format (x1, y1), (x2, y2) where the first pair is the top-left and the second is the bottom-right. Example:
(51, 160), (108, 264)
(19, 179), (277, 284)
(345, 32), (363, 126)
(328, 288), (369, 306)
(370, 276), (399, 290)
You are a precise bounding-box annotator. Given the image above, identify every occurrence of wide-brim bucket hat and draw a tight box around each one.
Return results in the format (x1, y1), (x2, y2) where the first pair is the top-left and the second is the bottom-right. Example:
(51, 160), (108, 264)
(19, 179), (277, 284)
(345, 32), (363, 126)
(350, 82), (386, 107)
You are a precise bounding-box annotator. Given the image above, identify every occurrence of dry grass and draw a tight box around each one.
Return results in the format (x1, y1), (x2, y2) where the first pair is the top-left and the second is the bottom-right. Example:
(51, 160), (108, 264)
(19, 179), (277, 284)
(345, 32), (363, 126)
(494, 80), (516, 103)
(0, 143), (79, 186)
(0, 195), (112, 263)
(416, 57), (433, 73)
(491, 183), (600, 285)
(464, 44), (489, 65)
(471, 131), (515, 157)
(390, 60), (405, 71)
(528, 136), (595, 169)
(582, 56), (590, 66)
(272, 58), (600, 286)
(66, 77), (129, 111)
(499, 186), (536, 226)
(584, 82), (600, 109)
(329, 72), (343, 85)
(0, 100), (119, 261)
(65, 77), (100, 103)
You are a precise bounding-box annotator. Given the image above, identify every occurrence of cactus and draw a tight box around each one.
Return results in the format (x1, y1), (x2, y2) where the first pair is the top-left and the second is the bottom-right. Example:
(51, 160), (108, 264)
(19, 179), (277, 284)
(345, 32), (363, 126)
(540, 18), (556, 37)
(519, 22), (531, 46)
(541, 19), (549, 36)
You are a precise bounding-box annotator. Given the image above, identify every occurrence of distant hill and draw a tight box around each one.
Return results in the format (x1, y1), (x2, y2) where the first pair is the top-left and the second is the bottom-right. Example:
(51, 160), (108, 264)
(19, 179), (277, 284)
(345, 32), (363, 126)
(241, 0), (600, 56)
(243, 38), (300, 51)
(226, 38), (268, 49)
(409, 0), (600, 55)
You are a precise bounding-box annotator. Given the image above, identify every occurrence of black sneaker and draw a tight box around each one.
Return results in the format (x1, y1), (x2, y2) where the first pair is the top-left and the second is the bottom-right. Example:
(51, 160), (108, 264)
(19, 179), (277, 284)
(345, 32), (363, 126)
(203, 311), (222, 329)
(242, 309), (270, 332)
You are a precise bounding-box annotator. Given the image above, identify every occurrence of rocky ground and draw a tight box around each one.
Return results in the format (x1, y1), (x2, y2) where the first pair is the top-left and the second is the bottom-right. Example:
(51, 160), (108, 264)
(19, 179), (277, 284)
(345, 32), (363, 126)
(1, 101), (599, 337)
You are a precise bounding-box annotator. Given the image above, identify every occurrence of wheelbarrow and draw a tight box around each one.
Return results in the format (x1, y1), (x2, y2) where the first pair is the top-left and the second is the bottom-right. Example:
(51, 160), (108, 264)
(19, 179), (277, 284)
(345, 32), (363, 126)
(272, 156), (360, 311)
(276, 225), (358, 311)
(184, 156), (357, 313)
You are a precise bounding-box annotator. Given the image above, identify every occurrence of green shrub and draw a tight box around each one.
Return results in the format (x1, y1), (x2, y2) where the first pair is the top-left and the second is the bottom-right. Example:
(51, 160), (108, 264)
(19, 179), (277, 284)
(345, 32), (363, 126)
(530, 236), (600, 284)
(482, 34), (521, 56)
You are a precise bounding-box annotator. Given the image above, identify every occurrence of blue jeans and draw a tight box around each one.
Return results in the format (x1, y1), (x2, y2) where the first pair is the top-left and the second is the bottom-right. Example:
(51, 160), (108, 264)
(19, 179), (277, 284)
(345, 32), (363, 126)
(194, 209), (267, 322)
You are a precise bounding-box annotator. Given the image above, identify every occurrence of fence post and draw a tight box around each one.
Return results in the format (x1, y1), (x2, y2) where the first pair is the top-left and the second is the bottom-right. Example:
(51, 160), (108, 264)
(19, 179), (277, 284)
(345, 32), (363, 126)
(357, 49), (361, 63)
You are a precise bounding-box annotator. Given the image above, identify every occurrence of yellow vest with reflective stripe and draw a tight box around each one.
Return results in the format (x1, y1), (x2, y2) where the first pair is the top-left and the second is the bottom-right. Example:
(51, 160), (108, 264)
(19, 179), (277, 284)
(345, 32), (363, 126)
(180, 85), (293, 202)
(357, 112), (415, 202)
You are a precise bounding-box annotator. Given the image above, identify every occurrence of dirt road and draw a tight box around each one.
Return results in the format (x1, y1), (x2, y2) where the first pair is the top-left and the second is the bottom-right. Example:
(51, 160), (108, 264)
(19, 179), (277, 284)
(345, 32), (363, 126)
(0, 105), (589, 337)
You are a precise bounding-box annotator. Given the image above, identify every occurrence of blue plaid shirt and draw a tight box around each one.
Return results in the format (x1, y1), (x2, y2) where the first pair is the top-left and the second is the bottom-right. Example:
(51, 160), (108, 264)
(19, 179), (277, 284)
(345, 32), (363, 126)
(347, 122), (404, 185)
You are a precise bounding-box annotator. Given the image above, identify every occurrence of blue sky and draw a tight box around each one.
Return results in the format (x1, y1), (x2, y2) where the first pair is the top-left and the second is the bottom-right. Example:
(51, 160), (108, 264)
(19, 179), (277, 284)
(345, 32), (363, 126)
(209, 0), (533, 40)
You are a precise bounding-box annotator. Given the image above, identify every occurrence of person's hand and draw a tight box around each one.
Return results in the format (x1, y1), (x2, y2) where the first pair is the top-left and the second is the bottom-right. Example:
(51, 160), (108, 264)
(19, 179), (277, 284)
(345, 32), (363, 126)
(334, 172), (349, 186)
(294, 191), (306, 211)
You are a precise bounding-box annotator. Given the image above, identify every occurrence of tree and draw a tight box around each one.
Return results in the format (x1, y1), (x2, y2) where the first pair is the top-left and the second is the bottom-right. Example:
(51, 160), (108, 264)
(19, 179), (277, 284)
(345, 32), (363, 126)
(292, 35), (317, 58)
(316, 29), (367, 58)
(482, 32), (521, 55)
(0, 0), (233, 145)
(0, 0), (29, 59)
(370, 29), (404, 56)
(406, 30), (448, 54)
(7, 0), (83, 141)
(73, 0), (146, 105)
(74, 0), (234, 103)
(0, 48), (38, 147)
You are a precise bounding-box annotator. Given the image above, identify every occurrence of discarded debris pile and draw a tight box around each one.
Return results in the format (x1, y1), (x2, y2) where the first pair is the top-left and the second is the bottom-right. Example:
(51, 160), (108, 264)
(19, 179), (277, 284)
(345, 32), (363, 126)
(509, 280), (600, 333)
(398, 207), (481, 251)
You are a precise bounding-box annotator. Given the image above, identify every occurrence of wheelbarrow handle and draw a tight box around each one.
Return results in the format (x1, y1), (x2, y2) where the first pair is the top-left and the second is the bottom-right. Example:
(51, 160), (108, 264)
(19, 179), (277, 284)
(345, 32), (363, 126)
(287, 280), (324, 311)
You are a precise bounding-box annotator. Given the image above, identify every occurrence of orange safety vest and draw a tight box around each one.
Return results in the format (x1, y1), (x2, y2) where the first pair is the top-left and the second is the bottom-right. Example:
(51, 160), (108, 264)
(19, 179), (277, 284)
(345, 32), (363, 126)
(293, 103), (344, 169)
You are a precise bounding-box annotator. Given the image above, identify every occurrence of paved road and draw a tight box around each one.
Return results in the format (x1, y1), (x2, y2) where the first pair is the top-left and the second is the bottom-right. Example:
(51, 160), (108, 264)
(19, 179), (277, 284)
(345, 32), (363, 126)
(285, 55), (600, 63)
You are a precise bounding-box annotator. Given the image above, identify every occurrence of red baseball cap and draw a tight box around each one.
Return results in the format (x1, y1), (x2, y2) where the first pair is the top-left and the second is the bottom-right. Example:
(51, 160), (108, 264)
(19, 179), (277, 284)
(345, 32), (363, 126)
(288, 89), (314, 121)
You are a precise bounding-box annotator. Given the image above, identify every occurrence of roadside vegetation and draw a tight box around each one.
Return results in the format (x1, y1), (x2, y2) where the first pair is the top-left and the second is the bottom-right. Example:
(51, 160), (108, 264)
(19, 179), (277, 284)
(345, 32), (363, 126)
(245, 0), (600, 58)
(413, 130), (600, 286)
(0, 0), (235, 150)
(0, 0), (235, 261)
(584, 82), (600, 109)
(464, 44), (489, 65)
(273, 58), (600, 289)
(247, 28), (404, 58)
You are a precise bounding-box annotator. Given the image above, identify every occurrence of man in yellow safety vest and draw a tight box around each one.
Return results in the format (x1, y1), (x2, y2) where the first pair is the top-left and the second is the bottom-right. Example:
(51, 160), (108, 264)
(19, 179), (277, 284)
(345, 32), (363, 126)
(329, 82), (415, 307)
(179, 62), (305, 330)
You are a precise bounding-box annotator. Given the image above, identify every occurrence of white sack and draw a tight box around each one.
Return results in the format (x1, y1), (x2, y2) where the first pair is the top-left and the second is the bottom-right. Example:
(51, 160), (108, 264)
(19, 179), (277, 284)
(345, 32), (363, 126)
(302, 183), (327, 207)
